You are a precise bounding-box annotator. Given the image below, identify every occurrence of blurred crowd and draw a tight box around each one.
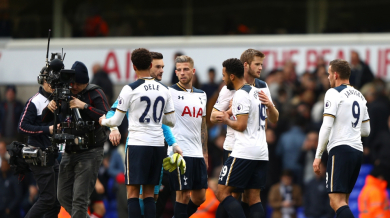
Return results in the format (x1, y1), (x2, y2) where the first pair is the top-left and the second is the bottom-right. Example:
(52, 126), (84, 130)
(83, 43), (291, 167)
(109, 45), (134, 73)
(1, 50), (390, 218)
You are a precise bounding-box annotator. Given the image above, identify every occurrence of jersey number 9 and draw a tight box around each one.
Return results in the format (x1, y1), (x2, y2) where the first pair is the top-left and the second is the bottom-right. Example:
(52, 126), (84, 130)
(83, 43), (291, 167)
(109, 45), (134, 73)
(351, 101), (360, 128)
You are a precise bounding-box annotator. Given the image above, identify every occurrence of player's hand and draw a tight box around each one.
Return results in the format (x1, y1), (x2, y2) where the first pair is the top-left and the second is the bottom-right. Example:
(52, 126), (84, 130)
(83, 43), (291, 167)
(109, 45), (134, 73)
(215, 111), (229, 123)
(47, 100), (57, 112)
(69, 97), (86, 109)
(312, 158), (322, 175)
(228, 99), (233, 109)
(99, 114), (106, 126)
(172, 143), (183, 156)
(258, 91), (272, 108)
(163, 153), (186, 174)
(109, 128), (121, 146)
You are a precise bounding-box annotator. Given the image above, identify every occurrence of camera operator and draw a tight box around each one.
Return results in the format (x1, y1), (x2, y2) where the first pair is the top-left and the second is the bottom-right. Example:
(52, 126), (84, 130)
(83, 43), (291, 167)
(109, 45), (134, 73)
(42, 61), (109, 218)
(17, 67), (61, 218)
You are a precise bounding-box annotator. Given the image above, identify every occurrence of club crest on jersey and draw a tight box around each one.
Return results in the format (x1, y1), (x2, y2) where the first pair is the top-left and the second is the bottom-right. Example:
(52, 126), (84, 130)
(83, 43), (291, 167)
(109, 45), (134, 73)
(178, 96), (184, 100)
(184, 176), (188, 185)
(253, 91), (258, 99)
(199, 97), (203, 104)
(325, 100), (331, 109)
(118, 96), (124, 105)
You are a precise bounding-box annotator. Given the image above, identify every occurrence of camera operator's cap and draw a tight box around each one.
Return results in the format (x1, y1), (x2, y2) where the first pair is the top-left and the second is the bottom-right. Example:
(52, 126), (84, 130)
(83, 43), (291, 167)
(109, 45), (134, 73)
(71, 61), (89, 84)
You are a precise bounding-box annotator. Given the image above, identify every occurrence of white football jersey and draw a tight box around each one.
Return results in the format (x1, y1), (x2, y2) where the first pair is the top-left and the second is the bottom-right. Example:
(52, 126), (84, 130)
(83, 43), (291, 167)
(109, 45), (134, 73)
(230, 84), (268, 160)
(213, 86), (236, 151)
(323, 84), (369, 152)
(116, 77), (175, 147)
(169, 83), (207, 158)
(213, 79), (273, 151)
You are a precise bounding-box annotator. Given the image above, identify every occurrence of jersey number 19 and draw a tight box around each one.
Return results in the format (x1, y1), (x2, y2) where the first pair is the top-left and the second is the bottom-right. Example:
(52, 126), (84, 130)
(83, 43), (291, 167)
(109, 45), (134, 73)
(258, 104), (266, 130)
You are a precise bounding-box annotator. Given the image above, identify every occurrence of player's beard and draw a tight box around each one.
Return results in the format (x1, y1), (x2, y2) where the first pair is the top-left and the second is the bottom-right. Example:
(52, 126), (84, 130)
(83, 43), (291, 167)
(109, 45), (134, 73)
(226, 79), (235, 90)
(248, 67), (260, 79)
(180, 75), (193, 86)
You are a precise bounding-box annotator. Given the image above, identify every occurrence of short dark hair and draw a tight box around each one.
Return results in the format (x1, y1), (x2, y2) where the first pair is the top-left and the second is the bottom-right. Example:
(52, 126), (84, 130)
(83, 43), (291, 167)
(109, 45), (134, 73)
(222, 58), (244, 78)
(208, 68), (216, 73)
(131, 48), (152, 70)
(240, 49), (265, 65)
(150, 52), (163, 60)
(329, 59), (351, 80)
(281, 169), (293, 178)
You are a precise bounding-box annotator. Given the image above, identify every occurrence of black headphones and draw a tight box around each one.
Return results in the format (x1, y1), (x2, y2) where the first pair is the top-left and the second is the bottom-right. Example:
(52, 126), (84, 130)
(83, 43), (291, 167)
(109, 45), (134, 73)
(37, 66), (48, 85)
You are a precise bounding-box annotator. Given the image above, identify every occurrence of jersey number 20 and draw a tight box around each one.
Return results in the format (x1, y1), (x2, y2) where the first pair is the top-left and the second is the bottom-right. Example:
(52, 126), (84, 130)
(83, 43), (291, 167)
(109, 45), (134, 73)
(139, 96), (165, 123)
(351, 101), (360, 128)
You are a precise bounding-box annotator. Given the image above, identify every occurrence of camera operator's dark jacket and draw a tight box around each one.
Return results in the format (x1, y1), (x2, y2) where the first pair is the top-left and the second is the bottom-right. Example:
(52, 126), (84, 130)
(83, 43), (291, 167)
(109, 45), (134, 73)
(18, 87), (53, 149)
(42, 84), (109, 149)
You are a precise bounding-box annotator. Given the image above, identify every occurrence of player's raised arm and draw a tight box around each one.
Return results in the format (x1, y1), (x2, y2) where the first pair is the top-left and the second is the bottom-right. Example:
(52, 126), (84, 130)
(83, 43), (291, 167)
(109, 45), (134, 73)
(259, 86), (279, 123)
(211, 86), (234, 123)
(217, 91), (249, 132)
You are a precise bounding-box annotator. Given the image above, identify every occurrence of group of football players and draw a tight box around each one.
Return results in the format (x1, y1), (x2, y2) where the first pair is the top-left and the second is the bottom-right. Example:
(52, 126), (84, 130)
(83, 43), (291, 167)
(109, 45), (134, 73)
(97, 47), (276, 218)
(98, 45), (371, 218)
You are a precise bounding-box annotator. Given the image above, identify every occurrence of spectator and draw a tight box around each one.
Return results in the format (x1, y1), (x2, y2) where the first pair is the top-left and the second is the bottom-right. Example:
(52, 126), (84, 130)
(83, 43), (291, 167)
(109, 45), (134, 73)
(304, 162), (334, 218)
(265, 128), (282, 187)
(269, 170), (302, 218)
(192, 73), (201, 89)
(201, 68), (219, 99)
(311, 56), (327, 76)
(90, 63), (114, 104)
(358, 165), (390, 218)
(370, 115), (390, 185)
(0, 157), (22, 218)
(0, 141), (9, 160)
(364, 79), (390, 159)
(191, 178), (219, 218)
(107, 145), (127, 218)
(21, 184), (39, 215)
(350, 50), (374, 90)
(0, 85), (24, 143)
(89, 179), (106, 218)
(84, 12), (109, 37)
(170, 52), (184, 85)
(276, 113), (306, 184)
(299, 131), (318, 184)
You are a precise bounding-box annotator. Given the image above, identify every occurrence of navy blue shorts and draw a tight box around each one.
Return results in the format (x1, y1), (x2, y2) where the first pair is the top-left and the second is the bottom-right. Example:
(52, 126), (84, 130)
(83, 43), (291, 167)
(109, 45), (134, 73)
(125, 145), (165, 185)
(218, 156), (268, 190)
(223, 149), (244, 193)
(222, 149), (232, 164)
(169, 156), (208, 191)
(326, 145), (363, 193)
